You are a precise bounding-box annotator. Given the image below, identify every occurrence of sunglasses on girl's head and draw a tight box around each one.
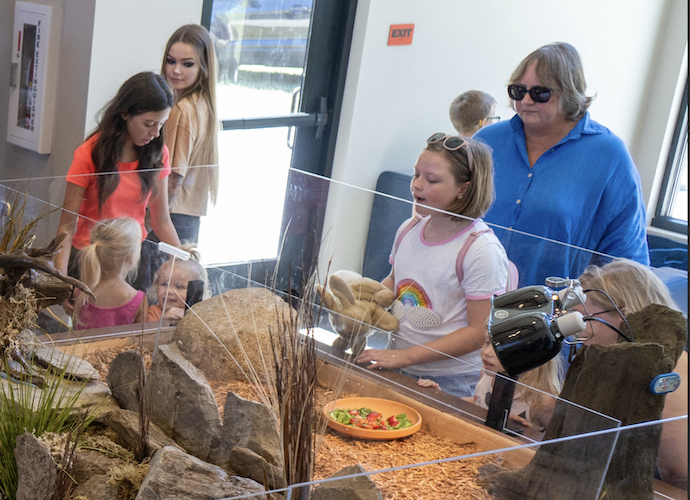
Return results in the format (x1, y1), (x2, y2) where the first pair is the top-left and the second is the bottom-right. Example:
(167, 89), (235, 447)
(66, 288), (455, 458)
(426, 133), (474, 172)
(508, 84), (552, 103)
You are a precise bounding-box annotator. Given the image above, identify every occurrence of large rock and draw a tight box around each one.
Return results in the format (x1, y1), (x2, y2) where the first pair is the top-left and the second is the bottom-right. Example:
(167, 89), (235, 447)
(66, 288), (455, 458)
(146, 343), (222, 463)
(0, 372), (118, 419)
(219, 391), (282, 465)
(15, 433), (57, 500)
(104, 408), (184, 456)
(311, 464), (383, 500)
(107, 349), (145, 411)
(135, 446), (275, 500)
(172, 287), (296, 382)
(32, 346), (100, 381)
(228, 447), (285, 490)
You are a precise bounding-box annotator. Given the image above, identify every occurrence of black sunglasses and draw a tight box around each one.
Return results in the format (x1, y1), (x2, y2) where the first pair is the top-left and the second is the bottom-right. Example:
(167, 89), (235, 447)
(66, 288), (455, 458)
(508, 84), (552, 103)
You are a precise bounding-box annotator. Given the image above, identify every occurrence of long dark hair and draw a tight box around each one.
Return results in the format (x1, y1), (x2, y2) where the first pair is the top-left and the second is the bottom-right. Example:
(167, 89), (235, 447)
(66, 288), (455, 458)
(89, 72), (173, 211)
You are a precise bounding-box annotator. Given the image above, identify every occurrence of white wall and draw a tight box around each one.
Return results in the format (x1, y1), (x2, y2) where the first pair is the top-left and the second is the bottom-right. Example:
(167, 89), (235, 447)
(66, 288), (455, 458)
(323, 0), (688, 273)
(85, 0), (203, 133)
(0, 0), (203, 244)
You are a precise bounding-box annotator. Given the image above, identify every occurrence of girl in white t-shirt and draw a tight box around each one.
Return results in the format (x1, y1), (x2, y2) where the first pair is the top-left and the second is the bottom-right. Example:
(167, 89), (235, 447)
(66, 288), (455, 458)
(356, 133), (509, 398)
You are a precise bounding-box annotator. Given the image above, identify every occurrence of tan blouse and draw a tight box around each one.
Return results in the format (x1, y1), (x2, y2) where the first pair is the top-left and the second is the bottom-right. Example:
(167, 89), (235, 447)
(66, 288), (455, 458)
(165, 93), (219, 217)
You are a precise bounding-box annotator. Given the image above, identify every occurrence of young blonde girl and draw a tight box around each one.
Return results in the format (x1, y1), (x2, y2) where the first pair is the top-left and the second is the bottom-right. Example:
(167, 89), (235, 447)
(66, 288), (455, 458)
(356, 133), (509, 398)
(471, 329), (563, 440)
(147, 246), (209, 322)
(74, 217), (147, 330)
(160, 24), (219, 244)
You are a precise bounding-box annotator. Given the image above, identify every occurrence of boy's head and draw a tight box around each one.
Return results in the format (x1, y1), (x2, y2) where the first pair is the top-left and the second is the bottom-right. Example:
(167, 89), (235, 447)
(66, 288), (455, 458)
(449, 90), (498, 136)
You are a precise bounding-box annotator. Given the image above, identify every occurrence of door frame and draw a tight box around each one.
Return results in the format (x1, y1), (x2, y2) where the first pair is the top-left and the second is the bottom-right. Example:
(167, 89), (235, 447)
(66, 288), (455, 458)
(200, 0), (358, 294)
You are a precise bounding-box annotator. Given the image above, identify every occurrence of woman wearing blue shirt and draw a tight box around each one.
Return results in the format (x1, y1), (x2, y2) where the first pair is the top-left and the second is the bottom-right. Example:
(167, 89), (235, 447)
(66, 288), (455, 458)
(474, 42), (649, 287)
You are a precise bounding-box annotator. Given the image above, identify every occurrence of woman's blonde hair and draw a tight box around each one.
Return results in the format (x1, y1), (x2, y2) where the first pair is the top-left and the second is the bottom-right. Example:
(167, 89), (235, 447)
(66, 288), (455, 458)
(147, 243), (210, 304)
(76, 217), (142, 312)
(578, 259), (678, 314)
(424, 136), (495, 219)
(162, 24), (219, 204)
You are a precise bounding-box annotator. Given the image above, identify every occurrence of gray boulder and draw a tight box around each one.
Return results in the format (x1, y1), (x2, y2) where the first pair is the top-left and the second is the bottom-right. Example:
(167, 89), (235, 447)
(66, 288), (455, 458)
(311, 464), (383, 500)
(146, 343), (222, 462)
(107, 349), (145, 411)
(15, 433), (56, 500)
(135, 446), (273, 500)
(172, 287), (296, 383)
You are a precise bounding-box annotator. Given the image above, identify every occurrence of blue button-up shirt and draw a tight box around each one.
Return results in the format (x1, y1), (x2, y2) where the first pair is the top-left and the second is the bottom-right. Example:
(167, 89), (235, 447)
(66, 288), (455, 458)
(474, 112), (649, 287)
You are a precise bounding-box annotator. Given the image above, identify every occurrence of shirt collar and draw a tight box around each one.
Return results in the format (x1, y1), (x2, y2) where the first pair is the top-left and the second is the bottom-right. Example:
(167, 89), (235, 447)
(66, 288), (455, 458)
(510, 111), (602, 147)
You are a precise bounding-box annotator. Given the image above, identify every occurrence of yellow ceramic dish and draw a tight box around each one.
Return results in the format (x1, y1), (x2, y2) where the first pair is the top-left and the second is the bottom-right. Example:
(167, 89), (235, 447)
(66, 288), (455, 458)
(323, 397), (422, 440)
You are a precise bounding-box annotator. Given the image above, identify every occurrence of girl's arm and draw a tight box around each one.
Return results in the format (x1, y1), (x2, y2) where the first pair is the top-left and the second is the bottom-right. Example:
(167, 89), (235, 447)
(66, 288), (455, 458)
(356, 298), (489, 369)
(55, 182), (86, 277)
(167, 171), (184, 205)
(149, 175), (181, 246)
(134, 295), (149, 324)
(381, 271), (395, 292)
(657, 350), (688, 489)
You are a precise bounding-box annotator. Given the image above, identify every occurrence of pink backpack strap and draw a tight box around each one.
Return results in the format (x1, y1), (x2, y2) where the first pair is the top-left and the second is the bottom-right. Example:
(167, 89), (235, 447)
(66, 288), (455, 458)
(455, 227), (520, 293)
(392, 214), (424, 255)
(456, 229), (493, 283)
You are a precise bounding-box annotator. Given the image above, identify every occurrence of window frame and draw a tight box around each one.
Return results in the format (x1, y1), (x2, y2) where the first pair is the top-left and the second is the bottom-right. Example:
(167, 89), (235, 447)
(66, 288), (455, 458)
(651, 78), (688, 235)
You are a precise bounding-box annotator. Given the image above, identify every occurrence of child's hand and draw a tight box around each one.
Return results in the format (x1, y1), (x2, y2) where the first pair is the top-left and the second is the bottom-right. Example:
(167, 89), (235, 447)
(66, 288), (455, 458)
(355, 348), (410, 370)
(62, 298), (76, 316)
(508, 414), (544, 432)
(417, 378), (440, 390)
(163, 307), (185, 321)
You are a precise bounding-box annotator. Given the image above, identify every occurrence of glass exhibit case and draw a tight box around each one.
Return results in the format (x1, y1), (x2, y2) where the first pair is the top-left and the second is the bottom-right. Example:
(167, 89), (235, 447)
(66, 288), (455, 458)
(0, 162), (687, 500)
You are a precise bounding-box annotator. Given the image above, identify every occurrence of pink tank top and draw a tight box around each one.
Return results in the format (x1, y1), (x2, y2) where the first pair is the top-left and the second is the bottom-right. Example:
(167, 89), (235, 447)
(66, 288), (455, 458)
(75, 290), (145, 330)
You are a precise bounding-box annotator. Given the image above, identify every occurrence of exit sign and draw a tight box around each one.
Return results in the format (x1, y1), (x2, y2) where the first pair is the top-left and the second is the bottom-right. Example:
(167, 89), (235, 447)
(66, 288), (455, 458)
(388, 24), (414, 46)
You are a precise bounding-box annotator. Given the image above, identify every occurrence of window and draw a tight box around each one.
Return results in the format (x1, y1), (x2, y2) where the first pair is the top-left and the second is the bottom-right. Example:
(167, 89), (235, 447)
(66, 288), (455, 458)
(652, 79), (688, 234)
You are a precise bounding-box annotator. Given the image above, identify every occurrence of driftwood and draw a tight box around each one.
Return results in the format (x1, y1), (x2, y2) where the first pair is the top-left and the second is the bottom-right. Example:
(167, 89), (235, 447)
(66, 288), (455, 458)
(478, 304), (687, 500)
(0, 232), (94, 305)
(0, 232), (93, 386)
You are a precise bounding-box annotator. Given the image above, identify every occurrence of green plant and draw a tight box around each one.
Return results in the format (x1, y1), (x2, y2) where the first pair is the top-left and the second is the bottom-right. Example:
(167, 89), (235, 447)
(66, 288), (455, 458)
(0, 352), (93, 500)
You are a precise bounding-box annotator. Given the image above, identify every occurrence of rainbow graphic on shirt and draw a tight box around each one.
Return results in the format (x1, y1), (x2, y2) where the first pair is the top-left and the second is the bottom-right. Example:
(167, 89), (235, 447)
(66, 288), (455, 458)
(396, 279), (432, 310)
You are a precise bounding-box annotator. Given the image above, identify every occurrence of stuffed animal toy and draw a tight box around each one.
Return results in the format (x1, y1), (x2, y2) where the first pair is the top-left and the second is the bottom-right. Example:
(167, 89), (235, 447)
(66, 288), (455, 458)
(316, 271), (399, 355)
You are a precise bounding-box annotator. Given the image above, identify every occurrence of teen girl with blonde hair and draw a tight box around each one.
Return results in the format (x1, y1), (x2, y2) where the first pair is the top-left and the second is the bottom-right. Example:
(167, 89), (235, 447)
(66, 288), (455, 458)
(161, 23), (219, 243)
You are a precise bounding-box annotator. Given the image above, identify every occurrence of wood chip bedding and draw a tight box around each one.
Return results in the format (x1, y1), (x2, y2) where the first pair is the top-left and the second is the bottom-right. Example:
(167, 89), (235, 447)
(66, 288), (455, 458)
(87, 349), (497, 499)
(210, 379), (497, 499)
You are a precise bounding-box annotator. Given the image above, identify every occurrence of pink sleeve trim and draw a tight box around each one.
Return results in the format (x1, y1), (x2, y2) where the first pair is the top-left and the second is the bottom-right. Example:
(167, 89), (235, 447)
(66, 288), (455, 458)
(466, 293), (499, 301)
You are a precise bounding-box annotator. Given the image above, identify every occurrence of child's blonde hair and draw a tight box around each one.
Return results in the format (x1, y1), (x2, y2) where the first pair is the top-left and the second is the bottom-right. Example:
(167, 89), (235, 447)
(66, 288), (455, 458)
(515, 355), (563, 407)
(425, 136), (495, 219)
(578, 259), (678, 315)
(76, 217), (142, 312)
(147, 244), (210, 304)
(449, 91), (497, 136)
